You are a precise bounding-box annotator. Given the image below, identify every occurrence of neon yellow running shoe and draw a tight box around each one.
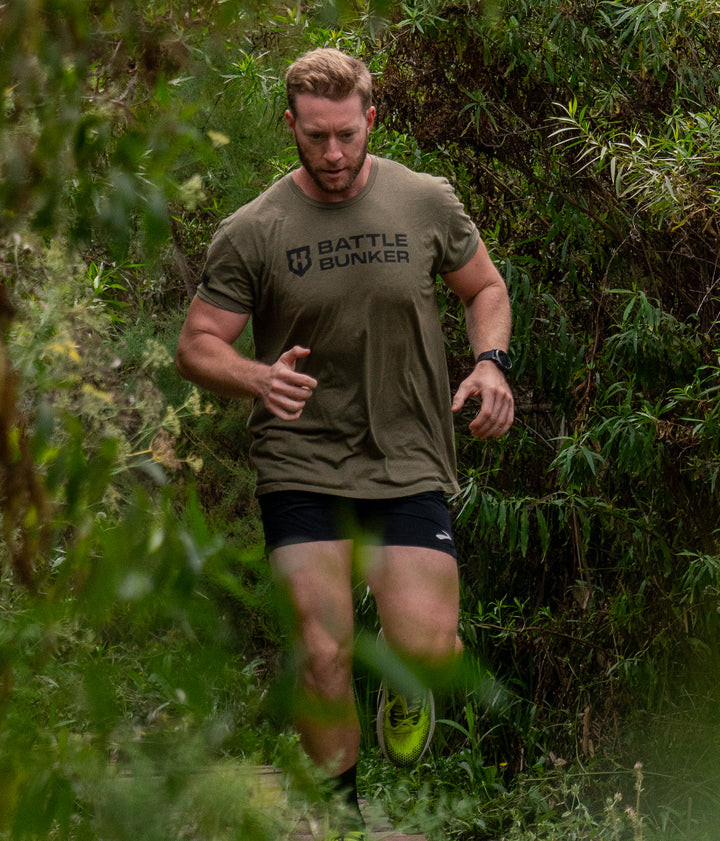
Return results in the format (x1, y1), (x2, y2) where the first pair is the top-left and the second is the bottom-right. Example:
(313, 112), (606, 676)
(326, 831), (367, 841)
(375, 628), (436, 766)
(376, 682), (435, 767)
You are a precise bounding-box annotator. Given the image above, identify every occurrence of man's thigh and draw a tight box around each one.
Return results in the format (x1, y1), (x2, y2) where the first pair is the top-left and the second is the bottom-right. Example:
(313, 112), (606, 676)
(270, 540), (355, 651)
(364, 544), (460, 665)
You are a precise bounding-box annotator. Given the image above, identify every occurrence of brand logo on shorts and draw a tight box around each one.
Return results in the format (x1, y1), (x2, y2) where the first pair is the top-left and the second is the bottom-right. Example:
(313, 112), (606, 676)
(435, 531), (453, 542)
(286, 246), (312, 277)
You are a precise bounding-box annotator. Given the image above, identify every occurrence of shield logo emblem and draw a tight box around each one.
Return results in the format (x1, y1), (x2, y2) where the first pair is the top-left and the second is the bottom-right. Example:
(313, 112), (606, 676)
(286, 246), (312, 277)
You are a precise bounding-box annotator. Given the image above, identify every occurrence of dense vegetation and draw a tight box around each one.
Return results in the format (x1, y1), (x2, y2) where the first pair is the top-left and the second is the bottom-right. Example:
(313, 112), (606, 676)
(1, 0), (719, 839)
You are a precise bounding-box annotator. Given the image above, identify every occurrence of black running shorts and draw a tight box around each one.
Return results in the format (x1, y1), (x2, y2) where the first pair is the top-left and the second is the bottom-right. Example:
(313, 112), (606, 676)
(258, 490), (457, 558)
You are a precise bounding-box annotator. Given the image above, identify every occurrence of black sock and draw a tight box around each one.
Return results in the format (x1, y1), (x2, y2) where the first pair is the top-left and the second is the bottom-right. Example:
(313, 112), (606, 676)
(330, 763), (363, 826)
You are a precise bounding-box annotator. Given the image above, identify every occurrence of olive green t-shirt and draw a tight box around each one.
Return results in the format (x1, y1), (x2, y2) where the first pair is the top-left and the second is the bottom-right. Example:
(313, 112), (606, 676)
(197, 156), (480, 498)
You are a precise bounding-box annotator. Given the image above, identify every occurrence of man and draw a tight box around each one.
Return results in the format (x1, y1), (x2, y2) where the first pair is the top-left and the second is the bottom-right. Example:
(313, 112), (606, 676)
(176, 47), (514, 841)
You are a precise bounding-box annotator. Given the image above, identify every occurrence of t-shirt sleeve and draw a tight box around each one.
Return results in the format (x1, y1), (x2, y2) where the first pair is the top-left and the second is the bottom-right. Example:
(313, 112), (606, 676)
(434, 179), (481, 275)
(195, 227), (255, 314)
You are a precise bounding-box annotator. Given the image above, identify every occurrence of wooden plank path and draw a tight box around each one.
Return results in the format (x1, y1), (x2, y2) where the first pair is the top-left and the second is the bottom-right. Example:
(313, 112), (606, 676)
(251, 766), (428, 841)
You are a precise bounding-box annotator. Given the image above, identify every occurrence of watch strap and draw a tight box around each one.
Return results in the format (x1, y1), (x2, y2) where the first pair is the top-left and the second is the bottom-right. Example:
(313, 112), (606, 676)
(475, 349), (512, 372)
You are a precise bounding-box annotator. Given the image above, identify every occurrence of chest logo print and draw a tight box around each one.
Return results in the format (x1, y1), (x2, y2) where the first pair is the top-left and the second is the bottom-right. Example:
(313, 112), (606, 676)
(286, 246), (312, 277)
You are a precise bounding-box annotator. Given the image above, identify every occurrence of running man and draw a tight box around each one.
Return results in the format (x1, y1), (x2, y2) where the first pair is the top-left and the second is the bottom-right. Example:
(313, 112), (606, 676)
(176, 47), (514, 841)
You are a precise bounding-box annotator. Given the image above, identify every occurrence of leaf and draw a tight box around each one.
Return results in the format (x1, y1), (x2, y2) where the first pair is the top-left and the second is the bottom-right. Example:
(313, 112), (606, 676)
(520, 506), (530, 558)
(536, 505), (550, 555)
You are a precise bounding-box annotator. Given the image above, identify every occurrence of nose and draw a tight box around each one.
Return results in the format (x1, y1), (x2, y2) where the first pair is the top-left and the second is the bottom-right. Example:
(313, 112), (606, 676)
(324, 136), (343, 163)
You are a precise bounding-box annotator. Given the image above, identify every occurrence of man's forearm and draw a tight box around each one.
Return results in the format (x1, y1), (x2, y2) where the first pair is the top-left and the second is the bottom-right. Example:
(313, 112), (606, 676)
(463, 281), (512, 357)
(175, 334), (267, 399)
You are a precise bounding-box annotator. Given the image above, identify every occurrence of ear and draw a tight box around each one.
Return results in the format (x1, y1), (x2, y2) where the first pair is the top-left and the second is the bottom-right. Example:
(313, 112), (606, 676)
(285, 109), (295, 130)
(366, 106), (376, 130)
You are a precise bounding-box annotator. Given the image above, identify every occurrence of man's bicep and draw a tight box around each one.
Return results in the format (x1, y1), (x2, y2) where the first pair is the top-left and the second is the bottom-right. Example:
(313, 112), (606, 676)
(442, 240), (505, 305)
(181, 295), (252, 345)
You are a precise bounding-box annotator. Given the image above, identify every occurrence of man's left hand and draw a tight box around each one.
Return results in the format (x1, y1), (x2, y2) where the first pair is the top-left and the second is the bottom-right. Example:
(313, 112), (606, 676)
(451, 362), (514, 439)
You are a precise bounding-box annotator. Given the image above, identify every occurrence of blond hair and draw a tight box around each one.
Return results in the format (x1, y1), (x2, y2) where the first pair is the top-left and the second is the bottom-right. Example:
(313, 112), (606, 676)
(285, 48), (373, 115)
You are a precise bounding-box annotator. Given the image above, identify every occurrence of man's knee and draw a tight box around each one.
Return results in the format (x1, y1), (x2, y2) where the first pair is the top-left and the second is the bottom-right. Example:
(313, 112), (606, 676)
(393, 623), (458, 668)
(299, 630), (354, 701)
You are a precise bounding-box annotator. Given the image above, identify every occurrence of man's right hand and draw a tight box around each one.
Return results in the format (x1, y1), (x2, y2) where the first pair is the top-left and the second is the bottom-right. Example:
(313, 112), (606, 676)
(176, 298), (317, 418)
(261, 346), (317, 420)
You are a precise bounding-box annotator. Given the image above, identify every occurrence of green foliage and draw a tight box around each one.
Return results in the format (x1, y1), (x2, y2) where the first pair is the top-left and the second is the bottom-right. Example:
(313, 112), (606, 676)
(0, 0), (271, 255)
(360, 6), (720, 836)
(552, 97), (720, 233)
(0, 524), (289, 840)
(373, 0), (720, 679)
(0, 225), (293, 839)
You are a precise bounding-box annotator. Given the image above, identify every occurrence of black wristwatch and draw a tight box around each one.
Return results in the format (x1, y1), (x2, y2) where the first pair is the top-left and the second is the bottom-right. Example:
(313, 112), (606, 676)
(475, 349), (512, 373)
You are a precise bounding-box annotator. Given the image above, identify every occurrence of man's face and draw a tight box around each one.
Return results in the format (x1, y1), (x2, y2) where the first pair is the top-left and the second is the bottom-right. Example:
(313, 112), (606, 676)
(286, 93), (375, 201)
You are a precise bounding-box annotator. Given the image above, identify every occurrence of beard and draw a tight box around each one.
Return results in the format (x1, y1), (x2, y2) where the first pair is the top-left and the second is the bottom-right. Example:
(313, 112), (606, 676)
(296, 134), (369, 196)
